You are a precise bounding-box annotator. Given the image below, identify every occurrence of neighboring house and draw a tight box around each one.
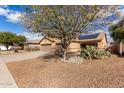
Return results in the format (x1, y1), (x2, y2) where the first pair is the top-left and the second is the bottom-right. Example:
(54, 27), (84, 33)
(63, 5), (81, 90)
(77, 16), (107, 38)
(25, 32), (107, 53)
(0, 45), (12, 51)
(0, 44), (23, 51)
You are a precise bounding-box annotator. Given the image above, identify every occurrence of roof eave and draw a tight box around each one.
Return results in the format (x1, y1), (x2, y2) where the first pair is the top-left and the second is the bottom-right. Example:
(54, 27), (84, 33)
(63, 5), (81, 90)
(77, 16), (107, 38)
(73, 39), (101, 43)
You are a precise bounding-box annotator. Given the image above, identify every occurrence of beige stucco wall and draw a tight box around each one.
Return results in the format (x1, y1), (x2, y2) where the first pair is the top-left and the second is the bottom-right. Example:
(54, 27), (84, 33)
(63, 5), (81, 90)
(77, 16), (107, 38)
(68, 42), (81, 52)
(97, 35), (107, 49)
(40, 39), (81, 53)
(24, 44), (41, 50)
(40, 38), (56, 52)
(25, 35), (107, 52)
(28, 44), (40, 48)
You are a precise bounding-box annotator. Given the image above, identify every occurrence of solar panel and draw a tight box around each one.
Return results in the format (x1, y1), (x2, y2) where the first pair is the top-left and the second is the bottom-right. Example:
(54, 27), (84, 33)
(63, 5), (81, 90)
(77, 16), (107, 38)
(79, 33), (99, 40)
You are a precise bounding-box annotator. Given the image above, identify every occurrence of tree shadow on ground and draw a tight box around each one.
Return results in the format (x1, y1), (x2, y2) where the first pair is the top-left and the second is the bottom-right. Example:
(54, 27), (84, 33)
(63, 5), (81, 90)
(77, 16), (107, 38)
(37, 53), (60, 62)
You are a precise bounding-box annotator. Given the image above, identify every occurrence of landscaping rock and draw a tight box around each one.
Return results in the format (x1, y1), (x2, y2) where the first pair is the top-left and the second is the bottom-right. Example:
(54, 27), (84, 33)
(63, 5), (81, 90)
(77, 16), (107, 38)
(62, 56), (83, 64)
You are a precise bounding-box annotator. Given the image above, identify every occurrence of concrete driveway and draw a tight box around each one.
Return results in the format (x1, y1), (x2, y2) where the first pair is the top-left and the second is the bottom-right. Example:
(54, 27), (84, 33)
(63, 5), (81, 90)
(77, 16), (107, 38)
(0, 51), (48, 88)
(0, 51), (48, 63)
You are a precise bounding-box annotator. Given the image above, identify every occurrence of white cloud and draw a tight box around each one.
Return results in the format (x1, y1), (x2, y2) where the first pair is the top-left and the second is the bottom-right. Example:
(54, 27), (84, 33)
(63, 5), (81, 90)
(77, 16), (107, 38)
(0, 7), (9, 16)
(6, 12), (21, 23)
(18, 32), (42, 41)
(0, 6), (21, 24)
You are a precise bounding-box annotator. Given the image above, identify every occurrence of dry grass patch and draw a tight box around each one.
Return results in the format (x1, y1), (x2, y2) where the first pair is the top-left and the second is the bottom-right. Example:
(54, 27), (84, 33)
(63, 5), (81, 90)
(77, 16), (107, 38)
(6, 55), (124, 88)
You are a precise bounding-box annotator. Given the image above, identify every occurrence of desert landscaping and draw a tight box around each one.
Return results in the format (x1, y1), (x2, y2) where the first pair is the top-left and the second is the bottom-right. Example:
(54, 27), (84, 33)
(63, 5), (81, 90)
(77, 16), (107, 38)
(6, 54), (124, 88)
(0, 5), (124, 88)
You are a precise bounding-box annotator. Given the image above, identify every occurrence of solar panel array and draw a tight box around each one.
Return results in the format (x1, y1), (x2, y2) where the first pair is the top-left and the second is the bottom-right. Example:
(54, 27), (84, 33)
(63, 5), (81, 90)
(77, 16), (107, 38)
(79, 33), (99, 40)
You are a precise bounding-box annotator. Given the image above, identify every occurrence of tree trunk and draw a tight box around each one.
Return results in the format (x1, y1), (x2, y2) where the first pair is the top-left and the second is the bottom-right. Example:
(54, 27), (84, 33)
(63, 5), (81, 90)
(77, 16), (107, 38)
(63, 50), (67, 61)
(119, 42), (123, 56)
(6, 45), (9, 51)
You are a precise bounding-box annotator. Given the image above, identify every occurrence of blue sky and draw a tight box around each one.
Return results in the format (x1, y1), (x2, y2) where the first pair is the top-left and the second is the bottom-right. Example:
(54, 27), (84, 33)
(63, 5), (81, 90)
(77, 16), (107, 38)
(0, 6), (24, 33)
(0, 5), (124, 41)
(0, 5), (41, 40)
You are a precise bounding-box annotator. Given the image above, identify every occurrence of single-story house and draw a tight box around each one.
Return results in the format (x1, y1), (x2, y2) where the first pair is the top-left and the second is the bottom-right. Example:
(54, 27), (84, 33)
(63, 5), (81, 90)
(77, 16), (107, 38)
(25, 32), (107, 53)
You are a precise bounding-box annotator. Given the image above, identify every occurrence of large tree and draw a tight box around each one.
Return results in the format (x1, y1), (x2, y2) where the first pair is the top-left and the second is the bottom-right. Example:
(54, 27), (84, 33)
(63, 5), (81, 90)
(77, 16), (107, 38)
(0, 32), (26, 50)
(109, 19), (124, 42)
(22, 5), (118, 60)
(15, 35), (26, 45)
(109, 19), (124, 55)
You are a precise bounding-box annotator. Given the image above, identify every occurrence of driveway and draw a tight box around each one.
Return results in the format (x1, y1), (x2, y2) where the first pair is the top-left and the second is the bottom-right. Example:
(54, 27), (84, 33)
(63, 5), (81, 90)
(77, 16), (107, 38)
(0, 51), (49, 63)
(0, 51), (48, 88)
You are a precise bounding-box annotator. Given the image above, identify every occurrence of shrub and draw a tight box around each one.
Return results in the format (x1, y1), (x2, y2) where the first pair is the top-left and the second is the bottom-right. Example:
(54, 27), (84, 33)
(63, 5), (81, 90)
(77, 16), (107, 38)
(33, 46), (40, 51)
(80, 46), (111, 59)
(24, 46), (40, 51)
(24, 46), (32, 51)
(14, 48), (19, 53)
(97, 49), (111, 58)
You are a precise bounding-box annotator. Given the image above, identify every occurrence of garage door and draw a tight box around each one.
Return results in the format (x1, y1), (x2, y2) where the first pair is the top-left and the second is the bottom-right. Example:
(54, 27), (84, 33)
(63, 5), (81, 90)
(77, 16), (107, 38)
(41, 44), (52, 52)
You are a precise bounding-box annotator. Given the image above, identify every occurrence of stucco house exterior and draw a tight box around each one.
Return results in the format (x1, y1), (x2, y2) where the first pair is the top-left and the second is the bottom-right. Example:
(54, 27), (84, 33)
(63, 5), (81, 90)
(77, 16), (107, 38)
(25, 32), (107, 53)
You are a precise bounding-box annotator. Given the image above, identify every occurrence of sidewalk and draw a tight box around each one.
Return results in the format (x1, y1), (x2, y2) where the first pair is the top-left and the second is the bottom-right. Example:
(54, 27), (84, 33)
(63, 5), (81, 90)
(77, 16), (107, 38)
(0, 62), (17, 88)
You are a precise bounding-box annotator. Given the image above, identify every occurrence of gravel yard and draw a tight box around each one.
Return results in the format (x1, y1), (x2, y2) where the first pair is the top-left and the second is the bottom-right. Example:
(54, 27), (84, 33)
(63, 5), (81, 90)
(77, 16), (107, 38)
(6, 54), (124, 88)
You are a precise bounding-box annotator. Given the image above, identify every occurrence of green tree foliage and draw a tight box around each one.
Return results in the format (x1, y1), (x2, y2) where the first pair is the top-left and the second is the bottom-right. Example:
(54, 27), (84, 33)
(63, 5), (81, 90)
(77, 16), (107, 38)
(22, 5), (118, 60)
(0, 32), (26, 50)
(109, 18), (124, 56)
(15, 35), (26, 44)
(109, 19), (124, 43)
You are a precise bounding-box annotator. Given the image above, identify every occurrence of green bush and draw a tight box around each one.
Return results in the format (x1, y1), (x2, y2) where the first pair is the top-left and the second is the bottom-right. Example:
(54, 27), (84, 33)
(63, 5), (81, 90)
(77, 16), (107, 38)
(80, 46), (111, 59)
